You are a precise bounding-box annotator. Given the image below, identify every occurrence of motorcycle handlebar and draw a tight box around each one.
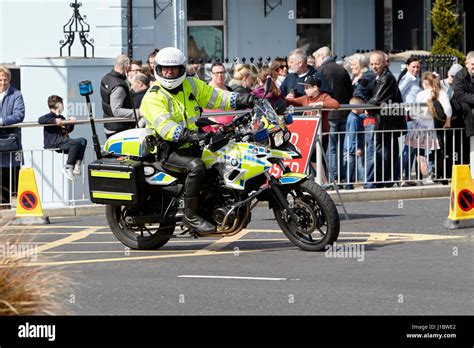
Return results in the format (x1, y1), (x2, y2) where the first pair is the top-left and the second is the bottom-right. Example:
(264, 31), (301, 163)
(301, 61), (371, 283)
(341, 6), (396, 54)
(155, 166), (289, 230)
(201, 111), (254, 149)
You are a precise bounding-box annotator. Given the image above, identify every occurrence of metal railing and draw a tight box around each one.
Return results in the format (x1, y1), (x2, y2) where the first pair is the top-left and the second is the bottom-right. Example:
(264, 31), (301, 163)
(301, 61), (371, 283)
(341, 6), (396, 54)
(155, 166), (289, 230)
(0, 102), (462, 208)
(321, 127), (464, 189)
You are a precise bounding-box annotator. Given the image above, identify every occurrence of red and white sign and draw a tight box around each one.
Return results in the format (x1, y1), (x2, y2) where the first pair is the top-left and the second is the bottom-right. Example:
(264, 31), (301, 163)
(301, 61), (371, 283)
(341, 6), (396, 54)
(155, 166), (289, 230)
(269, 117), (319, 177)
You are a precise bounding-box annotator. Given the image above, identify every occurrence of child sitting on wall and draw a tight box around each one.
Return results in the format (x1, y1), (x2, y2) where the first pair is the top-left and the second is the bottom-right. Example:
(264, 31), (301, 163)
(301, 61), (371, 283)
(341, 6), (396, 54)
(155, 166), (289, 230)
(38, 95), (87, 181)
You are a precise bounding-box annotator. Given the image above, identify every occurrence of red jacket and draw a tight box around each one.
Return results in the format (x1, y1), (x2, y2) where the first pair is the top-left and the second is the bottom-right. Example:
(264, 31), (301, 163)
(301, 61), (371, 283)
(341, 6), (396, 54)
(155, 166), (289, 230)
(286, 92), (340, 133)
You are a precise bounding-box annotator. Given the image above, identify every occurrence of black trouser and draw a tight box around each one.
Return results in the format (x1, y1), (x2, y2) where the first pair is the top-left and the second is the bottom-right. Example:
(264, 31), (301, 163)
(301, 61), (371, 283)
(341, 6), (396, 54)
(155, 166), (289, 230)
(1, 165), (19, 204)
(432, 119), (469, 179)
(374, 131), (401, 185)
(163, 147), (205, 197)
(56, 137), (87, 166)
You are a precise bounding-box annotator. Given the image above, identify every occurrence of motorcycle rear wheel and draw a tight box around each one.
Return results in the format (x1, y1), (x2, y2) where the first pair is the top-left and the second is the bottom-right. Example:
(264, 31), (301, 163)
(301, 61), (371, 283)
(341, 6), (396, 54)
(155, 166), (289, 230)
(274, 181), (340, 251)
(106, 205), (175, 250)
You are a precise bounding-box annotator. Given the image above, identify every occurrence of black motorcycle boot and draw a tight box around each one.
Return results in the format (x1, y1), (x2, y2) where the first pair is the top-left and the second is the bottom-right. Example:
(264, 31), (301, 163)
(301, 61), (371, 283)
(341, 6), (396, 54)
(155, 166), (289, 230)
(183, 197), (216, 235)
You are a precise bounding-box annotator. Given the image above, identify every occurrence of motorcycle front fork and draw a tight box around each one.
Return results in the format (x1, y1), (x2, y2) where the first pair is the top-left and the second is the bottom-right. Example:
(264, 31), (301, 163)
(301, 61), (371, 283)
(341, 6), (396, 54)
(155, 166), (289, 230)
(264, 171), (301, 226)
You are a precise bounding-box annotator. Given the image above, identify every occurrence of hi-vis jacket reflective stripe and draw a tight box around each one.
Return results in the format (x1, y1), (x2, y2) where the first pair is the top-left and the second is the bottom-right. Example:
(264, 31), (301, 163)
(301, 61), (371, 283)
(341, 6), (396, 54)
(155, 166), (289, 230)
(140, 77), (238, 144)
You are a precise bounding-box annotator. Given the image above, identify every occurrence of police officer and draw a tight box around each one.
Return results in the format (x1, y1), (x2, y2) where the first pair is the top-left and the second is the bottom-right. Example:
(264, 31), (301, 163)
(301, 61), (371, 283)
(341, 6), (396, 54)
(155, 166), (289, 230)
(140, 47), (256, 234)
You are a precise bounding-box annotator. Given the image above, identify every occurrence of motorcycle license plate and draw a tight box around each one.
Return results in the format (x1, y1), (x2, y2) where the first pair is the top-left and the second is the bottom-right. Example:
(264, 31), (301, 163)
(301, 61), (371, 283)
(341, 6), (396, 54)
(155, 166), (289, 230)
(273, 131), (284, 147)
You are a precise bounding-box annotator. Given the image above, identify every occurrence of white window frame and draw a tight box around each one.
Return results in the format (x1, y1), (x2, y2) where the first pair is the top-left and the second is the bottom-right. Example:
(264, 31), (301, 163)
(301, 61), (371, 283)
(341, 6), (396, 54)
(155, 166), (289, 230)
(187, 0), (227, 60)
(295, 0), (334, 51)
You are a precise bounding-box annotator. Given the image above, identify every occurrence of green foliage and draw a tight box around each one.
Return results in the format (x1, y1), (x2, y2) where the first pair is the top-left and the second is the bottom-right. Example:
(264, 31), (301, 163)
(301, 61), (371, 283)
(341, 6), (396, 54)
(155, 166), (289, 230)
(431, 0), (465, 63)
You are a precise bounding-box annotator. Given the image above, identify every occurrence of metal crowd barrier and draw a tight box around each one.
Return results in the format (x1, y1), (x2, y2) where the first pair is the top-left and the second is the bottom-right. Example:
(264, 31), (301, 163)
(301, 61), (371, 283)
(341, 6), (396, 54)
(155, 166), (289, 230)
(0, 103), (462, 208)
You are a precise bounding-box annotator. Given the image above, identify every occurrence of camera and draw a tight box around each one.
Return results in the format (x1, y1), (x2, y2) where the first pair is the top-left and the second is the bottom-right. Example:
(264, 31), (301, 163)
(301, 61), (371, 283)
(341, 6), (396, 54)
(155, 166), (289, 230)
(79, 80), (93, 96)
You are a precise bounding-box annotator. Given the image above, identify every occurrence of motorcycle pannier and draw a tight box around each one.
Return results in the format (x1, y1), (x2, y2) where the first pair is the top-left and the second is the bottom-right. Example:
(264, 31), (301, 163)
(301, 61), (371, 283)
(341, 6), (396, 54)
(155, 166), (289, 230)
(88, 158), (145, 206)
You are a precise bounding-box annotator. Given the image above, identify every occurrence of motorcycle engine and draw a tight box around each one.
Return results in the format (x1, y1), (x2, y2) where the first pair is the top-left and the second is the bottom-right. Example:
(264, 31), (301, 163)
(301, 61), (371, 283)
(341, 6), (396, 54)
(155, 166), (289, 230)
(212, 206), (237, 229)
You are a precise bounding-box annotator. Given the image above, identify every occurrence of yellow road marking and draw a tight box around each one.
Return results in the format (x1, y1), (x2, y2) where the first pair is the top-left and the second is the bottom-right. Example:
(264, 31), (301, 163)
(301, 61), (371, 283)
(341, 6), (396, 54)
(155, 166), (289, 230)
(27, 248), (258, 267)
(39, 250), (188, 254)
(0, 234), (115, 238)
(193, 229), (252, 255)
(13, 227), (467, 267)
(364, 232), (463, 243)
(31, 238), (288, 247)
(244, 229), (284, 233)
(68, 240), (216, 244)
(35, 228), (98, 253)
(1, 225), (103, 229)
(12, 232), (466, 249)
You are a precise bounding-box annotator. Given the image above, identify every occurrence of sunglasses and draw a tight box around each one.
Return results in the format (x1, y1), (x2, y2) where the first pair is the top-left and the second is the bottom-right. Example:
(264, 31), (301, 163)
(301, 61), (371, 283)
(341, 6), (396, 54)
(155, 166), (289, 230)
(279, 65), (288, 69)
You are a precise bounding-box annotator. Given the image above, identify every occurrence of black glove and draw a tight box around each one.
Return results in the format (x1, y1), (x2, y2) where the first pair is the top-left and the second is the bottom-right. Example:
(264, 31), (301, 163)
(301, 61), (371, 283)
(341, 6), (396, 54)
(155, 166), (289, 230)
(235, 93), (258, 110)
(178, 128), (208, 144)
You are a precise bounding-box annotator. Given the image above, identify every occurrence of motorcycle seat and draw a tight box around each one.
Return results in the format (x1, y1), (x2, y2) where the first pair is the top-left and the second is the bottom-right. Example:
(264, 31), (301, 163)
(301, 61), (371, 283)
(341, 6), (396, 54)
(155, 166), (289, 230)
(144, 160), (187, 178)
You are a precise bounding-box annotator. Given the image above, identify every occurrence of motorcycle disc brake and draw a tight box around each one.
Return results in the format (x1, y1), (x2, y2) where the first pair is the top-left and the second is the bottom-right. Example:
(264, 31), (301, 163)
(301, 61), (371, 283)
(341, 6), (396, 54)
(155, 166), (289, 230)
(286, 199), (318, 235)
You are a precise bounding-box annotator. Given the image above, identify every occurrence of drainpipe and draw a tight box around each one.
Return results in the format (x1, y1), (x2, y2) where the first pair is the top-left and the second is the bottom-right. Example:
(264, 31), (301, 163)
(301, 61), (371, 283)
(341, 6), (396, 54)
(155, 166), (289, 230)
(127, 0), (133, 58)
(173, 0), (186, 54)
(173, 0), (178, 48)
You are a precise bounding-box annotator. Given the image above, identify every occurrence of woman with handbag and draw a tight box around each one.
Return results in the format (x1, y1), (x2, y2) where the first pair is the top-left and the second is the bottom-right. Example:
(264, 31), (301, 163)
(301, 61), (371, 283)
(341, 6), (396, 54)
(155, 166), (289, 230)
(0, 66), (25, 208)
(402, 72), (452, 186)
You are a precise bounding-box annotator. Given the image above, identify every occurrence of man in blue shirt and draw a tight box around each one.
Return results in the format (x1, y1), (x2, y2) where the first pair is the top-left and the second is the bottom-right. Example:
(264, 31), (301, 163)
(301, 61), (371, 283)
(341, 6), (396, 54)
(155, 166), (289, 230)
(398, 57), (422, 185)
(0, 65), (25, 208)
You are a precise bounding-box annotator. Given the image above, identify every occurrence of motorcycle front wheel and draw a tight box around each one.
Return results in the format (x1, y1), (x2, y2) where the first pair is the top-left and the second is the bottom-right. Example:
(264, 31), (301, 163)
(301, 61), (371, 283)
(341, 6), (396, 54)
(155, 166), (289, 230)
(106, 205), (175, 250)
(273, 181), (340, 251)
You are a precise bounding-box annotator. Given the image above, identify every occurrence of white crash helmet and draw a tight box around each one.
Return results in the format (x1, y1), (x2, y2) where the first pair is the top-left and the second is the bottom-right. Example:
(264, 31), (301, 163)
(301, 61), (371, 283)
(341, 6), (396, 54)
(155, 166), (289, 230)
(154, 47), (187, 89)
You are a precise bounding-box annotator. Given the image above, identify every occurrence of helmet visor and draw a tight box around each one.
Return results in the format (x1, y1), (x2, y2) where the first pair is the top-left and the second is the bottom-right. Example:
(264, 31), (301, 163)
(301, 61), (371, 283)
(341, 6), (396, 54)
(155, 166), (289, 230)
(156, 65), (185, 78)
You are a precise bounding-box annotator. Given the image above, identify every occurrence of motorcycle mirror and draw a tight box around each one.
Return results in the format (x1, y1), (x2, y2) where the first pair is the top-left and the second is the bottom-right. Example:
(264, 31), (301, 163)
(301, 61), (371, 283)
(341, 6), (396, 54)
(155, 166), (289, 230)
(274, 99), (287, 115)
(283, 113), (293, 125)
(195, 117), (218, 127)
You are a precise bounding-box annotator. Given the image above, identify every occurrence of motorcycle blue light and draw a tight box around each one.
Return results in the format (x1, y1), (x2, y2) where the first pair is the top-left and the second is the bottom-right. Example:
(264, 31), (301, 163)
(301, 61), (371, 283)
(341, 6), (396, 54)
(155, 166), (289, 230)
(255, 129), (269, 141)
(284, 113), (293, 125)
(79, 80), (93, 96)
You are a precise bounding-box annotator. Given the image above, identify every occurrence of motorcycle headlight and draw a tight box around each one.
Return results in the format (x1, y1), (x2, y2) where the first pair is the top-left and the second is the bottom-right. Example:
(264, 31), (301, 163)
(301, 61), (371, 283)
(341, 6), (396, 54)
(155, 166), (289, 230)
(273, 130), (284, 147)
(252, 116), (264, 132)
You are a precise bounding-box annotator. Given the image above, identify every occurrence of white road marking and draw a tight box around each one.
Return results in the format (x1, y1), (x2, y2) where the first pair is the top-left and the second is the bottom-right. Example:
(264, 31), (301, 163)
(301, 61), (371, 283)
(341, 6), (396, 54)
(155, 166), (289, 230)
(178, 275), (287, 281)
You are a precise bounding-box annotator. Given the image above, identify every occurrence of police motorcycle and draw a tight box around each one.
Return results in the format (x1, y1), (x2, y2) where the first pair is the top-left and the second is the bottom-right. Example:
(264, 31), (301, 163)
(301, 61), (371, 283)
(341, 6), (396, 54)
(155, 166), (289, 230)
(85, 79), (340, 252)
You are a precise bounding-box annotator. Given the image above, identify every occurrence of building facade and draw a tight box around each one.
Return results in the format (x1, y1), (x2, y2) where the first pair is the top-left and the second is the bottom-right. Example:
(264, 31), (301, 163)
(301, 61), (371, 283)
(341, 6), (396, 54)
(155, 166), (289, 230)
(0, 0), (471, 66)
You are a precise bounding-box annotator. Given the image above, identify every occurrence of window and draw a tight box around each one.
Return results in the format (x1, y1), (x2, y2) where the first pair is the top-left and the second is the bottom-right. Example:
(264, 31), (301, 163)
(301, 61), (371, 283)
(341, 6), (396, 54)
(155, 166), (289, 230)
(297, 0), (331, 18)
(187, 0), (223, 20)
(296, 0), (332, 54)
(187, 0), (226, 61)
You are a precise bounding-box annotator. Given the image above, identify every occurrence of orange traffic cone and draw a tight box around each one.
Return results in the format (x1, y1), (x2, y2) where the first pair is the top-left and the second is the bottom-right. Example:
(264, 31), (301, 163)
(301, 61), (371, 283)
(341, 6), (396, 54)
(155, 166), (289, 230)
(445, 165), (474, 229)
(13, 167), (49, 225)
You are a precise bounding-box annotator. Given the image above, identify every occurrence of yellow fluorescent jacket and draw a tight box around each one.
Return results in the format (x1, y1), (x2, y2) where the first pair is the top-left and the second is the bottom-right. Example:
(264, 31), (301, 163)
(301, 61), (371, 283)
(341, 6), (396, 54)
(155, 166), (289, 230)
(140, 77), (238, 144)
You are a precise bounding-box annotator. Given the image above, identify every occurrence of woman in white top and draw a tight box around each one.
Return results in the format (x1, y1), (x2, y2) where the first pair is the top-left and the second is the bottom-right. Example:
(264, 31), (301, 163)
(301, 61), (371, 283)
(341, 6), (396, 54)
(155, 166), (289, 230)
(404, 72), (452, 182)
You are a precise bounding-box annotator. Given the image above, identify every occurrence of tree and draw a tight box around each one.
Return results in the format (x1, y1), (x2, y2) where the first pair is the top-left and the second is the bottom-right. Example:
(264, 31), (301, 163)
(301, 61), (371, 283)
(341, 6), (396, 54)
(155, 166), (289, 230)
(431, 0), (465, 62)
